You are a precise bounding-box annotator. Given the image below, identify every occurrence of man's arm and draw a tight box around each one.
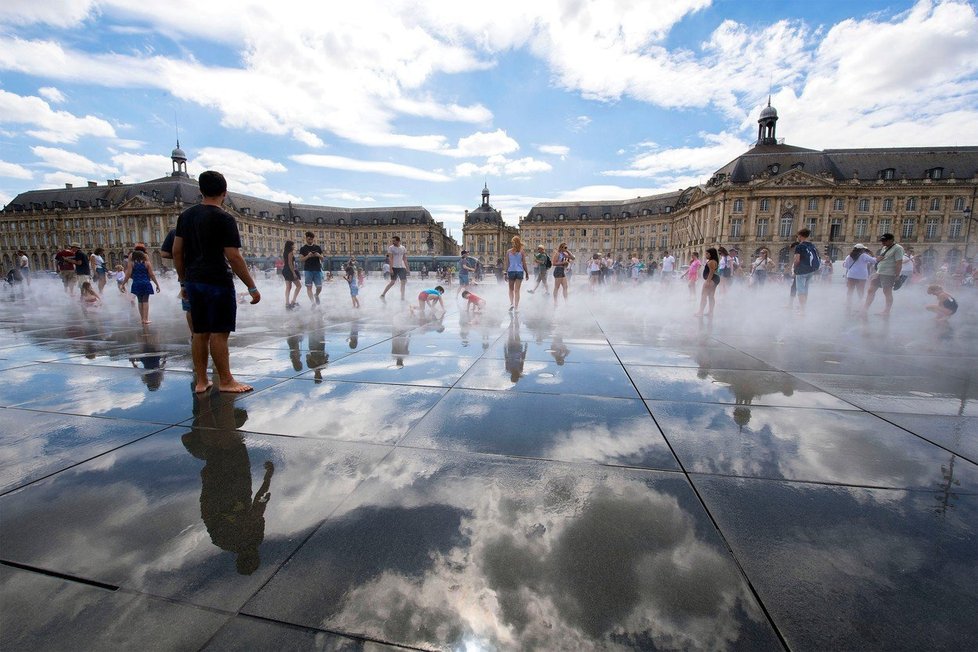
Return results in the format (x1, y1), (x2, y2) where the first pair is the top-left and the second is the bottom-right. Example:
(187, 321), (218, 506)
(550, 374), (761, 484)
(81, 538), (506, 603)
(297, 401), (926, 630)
(225, 246), (261, 304)
(793, 252), (801, 270)
(172, 236), (185, 280)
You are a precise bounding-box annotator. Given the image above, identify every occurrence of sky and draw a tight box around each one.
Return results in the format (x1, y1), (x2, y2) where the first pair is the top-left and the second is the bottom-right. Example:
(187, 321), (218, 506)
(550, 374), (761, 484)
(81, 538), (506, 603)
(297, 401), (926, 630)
(1, 0), (978, 239)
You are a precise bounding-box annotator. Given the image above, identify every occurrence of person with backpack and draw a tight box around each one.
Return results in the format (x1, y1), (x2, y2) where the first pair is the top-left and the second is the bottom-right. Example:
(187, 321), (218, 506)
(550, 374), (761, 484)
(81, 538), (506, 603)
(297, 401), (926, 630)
(527, 245), (551, 295)
(792, 228), (821, 314)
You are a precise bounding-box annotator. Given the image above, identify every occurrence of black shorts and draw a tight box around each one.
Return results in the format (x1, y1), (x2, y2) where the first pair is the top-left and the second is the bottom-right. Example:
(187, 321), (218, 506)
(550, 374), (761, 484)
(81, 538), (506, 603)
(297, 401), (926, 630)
(553, 267), (566, 278)
(186, 282), (236, 334)
(392, 267), (407, 281)
(282, 267), (296, 282)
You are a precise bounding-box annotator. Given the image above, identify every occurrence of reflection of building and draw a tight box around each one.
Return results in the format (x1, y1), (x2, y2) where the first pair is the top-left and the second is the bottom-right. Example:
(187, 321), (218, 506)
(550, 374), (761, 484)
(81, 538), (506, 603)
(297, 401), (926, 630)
(1, 145), (458, 271)
(461, 184), (518, 265)
(520, 104), (978, 271)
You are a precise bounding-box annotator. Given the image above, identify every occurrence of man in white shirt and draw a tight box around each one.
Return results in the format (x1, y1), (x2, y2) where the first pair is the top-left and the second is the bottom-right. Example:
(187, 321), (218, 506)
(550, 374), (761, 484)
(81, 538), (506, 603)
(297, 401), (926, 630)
(380, 236), (408, 301)
(17, 250), (30, 286)
(660, 251), (675, 282)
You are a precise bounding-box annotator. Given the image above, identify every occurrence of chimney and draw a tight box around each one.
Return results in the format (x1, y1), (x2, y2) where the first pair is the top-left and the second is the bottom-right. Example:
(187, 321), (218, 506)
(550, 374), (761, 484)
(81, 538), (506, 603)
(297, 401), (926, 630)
(65, 183), (73, 189)
(107, 179), (114, 186)
(88, 181), (97, 187)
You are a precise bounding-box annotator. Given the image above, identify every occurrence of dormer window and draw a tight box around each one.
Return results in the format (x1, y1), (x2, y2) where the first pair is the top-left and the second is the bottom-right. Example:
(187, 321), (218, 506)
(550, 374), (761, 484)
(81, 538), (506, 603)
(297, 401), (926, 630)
(337, 218), (345, 225)
(292, 216), (299, 223)
(536, 214), (543, 222)
(391, 218), (398, 224)
(927, 167), (943, 180)
(372, 219), (378, 225)
(316, 217), (323, 224)
(768, 163), (780, 174)
(791, 162), (804, 170)
(411, 217), (417, 224)
(603, 213), (610, 219)
(558, 213), (565, 221)
(580, 213), (588, 220)
(621, 211), (629, 218)
(880, 168), (895, 180)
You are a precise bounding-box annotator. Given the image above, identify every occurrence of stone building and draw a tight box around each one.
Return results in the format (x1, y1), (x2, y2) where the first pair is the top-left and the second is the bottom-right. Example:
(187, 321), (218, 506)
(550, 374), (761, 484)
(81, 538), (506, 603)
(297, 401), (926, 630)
(673, 102), (978, 271)
(520, 103), (978, 273)
(461, 184), (519, 265)
(517, 191), (682, 270)
(0, 145), (458, 272)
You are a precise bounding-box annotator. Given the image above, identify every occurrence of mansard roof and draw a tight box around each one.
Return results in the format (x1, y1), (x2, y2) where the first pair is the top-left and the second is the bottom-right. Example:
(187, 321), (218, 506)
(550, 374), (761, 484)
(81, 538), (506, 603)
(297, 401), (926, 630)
(3, 176), (434, 226)
(524, 190), (685, 222)
(710, 144), (978, 185)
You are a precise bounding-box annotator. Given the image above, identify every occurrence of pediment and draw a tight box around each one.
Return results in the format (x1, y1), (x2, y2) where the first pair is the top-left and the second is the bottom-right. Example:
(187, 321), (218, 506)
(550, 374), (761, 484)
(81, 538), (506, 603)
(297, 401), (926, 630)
(118, 196), (157, 211)
(756, 169), (834, 188)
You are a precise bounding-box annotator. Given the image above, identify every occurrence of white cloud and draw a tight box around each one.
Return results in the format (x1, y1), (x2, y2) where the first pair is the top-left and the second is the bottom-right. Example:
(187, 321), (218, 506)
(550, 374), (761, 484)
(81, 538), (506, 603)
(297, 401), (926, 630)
(38, 86), (66, 103)
(41, 171), (88, 187)
(773, 0), (978, 148)
(316, 191), (377, 203)
(455, 154), (552, 178)
(443, 129), (520, 158)
(538, 144), (570, 159)
(111, 152), (173, 182)
(192, 147), (299, 202)
(0, 0), (97, 28)
(0, 160), (33, 180)
(31, 145), (116, 176)
(602, 132), (748, 179)
(0, 89), (116, 143)
(569, 115), (592, 132)
(292, 154), (452, 182)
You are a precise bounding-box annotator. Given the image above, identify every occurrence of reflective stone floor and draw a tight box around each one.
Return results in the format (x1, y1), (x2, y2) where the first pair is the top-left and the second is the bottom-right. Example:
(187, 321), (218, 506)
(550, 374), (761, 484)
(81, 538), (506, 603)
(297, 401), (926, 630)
(1, 277), (976, 650)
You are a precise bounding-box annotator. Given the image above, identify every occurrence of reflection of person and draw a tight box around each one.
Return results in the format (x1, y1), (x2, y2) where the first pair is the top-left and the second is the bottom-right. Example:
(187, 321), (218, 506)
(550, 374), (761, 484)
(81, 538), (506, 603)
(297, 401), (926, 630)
(392, 324), (410, 367)
(550, 334), (570, 365)
(306, 323), (329, 383)
(181, 393), (273, 575)
(173, 170), (261, 394)
(504, 318), (527, 383)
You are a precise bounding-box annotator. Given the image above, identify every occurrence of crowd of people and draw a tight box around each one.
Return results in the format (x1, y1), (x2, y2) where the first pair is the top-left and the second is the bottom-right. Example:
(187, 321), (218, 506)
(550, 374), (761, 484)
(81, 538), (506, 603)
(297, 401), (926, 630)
(5, 170), (974, 398)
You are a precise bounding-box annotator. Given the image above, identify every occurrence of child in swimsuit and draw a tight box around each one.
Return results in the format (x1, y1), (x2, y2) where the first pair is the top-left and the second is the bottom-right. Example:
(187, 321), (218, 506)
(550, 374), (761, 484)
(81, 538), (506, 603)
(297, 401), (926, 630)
(461, 289), (485, 313)
(418, 286), (445, 316)
(926, 285), (958, 322)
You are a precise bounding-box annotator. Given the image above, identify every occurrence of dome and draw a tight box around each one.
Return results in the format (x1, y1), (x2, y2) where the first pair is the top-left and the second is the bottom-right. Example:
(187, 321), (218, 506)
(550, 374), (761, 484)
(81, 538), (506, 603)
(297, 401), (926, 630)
(759, 104), (778, 120)
(171, 146), (187, 160)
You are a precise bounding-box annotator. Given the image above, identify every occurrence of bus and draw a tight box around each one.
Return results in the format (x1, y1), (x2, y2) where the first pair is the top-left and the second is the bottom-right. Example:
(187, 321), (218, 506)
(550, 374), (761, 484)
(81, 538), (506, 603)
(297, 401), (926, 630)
(320, 254), (470, 277)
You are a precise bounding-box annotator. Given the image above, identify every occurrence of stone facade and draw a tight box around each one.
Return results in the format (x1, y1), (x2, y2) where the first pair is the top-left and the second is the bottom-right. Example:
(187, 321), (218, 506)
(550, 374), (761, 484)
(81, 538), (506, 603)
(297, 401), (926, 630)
(519, 106), (978, 272)
(0, 147), (458, 272)
(460, 184), (519, 265)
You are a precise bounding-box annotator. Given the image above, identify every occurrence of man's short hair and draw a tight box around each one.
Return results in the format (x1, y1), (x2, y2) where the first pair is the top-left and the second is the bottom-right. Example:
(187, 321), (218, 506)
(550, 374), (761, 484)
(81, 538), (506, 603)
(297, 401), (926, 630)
(305, 231), (315, 238)
(198, 170), (227, 198)
(797, 228), (811, 238)
(392, 236), (401, 242)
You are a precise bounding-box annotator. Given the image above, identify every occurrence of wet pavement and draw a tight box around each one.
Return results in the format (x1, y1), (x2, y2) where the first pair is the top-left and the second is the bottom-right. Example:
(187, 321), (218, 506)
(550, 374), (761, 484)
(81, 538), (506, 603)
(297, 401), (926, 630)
(1, 277), (977, 651)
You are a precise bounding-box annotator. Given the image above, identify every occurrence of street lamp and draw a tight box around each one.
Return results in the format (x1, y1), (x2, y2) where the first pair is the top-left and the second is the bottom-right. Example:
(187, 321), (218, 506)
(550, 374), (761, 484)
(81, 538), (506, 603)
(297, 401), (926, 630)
(964, 206), (975, 261)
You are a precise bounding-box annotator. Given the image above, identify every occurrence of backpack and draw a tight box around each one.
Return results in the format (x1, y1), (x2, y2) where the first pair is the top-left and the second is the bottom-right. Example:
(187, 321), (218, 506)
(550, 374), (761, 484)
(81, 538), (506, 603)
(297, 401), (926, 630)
(797, 242), (821, 273)
(544, 254), (552, 269)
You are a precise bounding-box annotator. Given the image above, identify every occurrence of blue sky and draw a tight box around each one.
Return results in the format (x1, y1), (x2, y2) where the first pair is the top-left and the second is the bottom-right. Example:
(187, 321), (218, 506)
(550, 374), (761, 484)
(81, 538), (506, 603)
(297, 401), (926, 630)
(2, 0), (977, 239)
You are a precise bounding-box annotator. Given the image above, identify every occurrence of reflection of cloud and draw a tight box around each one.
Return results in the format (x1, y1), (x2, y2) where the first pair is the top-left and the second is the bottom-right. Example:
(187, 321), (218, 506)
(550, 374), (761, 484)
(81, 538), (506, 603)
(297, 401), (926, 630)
(300, 458), (771, 649)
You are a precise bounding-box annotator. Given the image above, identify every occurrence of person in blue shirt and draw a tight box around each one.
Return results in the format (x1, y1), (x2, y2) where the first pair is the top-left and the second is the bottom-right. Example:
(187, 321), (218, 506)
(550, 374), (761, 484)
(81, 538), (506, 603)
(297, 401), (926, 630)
(417, 285), (445, 316)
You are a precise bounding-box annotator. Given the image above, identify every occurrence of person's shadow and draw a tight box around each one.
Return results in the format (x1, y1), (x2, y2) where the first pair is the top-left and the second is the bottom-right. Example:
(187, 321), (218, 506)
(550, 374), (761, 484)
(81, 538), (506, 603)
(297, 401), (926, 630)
(181, 392), (274, 575)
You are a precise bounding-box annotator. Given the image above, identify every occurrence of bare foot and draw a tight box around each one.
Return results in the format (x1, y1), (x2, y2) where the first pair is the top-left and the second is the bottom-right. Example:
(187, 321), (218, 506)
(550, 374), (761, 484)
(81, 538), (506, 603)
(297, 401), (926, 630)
(694, 312), (703, 317)
(219, 382), (254, 393)
(194, 382), (213, 394)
